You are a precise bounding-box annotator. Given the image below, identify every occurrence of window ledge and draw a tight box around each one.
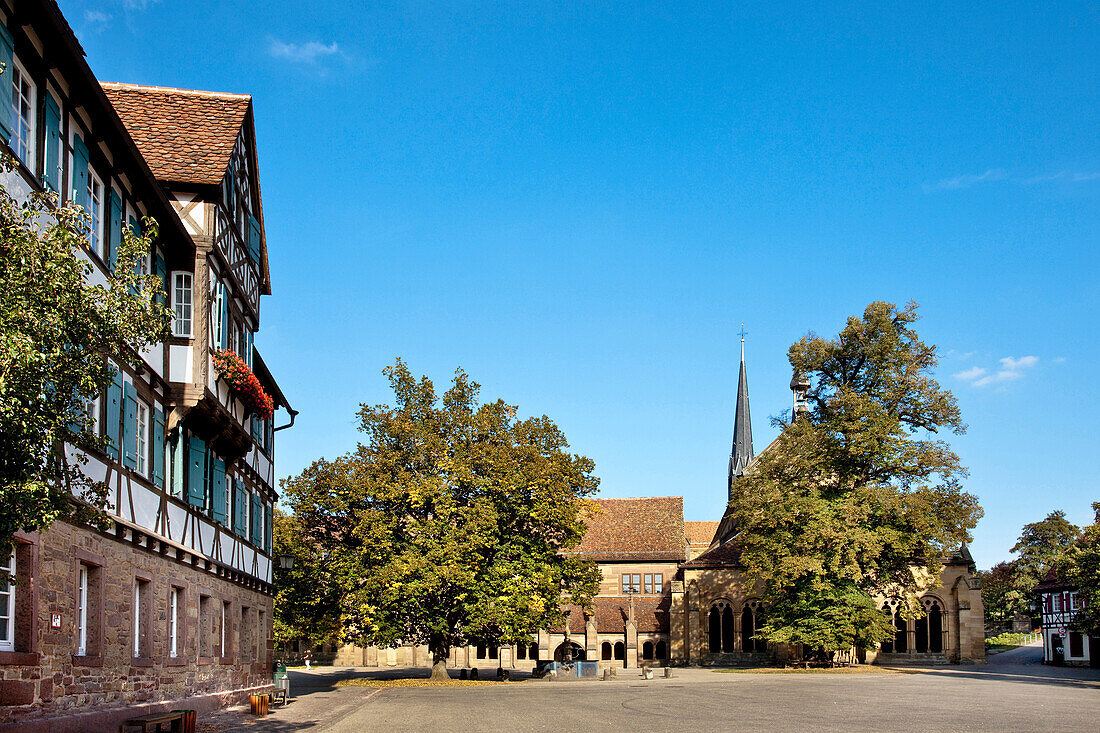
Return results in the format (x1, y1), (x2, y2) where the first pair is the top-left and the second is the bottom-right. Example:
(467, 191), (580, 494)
(131, 656), (154, 668)
(197, 656), (216, 666)
(72, 654), (103, 667)
(0, 651), (39, 666)
(166, 655), (187, 667)
(219, 656), (235, 665)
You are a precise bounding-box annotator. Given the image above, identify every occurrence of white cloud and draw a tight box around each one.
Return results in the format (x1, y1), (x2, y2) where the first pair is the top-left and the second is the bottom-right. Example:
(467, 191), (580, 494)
(973, 370), (1023, 387)
(1053, 356), (1066, 364)
(953, 366), (986, 381)
(268, 38), (342, 64)
(923, 169), (1005, 193)
(84, 10), (112, 30)
(999, 355), (1038, 371)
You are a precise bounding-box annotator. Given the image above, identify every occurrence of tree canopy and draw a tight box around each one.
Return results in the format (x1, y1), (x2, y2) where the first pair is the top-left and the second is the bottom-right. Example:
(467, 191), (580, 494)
(272, 508), (342, 652)
(1011, 510), (1081, 590)
(281, 359), (602, 679)
(0, 160), (170, 550)
(727, 301), (983, 659)
(1057, 503), (1100, 636)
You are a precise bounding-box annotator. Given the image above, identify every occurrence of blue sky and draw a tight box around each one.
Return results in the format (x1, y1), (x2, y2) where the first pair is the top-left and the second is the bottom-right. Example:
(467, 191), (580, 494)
(63, 1), (1098, 569)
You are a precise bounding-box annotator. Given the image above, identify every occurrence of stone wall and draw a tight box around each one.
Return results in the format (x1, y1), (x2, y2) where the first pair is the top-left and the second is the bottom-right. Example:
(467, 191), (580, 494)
(0, 521), (274, 729)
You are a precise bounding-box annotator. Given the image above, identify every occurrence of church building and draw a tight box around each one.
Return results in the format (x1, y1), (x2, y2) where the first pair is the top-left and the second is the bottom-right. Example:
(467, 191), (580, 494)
(337, 336), (985, 670)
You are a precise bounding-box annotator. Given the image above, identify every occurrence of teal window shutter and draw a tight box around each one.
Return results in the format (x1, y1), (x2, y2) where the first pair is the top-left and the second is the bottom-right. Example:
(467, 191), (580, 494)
(121, 382), (137, 470)
(266, 419), (274, 459)
(152, 408), (166, 489)
(42, 94), (62, 192)
(104, 370), (123, 461)
(106, 189), (123, 271)
(72, 134), (90, 211)
(154, 250), (167, 306)
(186, 435), (207, 508)
(169, 436), (184, 498)
(247, 215), (262, 264)
(219, 284), (229, 350)
(263, 502), (272, 553)
(233, 479), (247, 536)
(0, 22), (13, 142)
(211, 458), (228, 524)
(250, 492), (261, 544)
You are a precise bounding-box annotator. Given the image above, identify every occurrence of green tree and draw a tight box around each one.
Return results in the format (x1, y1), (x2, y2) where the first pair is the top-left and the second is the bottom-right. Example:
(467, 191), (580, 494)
(282, 360), (602, 680)
(1057, 503), (1100, 636)
(728, 301), (983, 661)
(0, 159), (170, 550)
(272, 509), (342, 655)
(1011, 510), (1081, 592)
(977, 561), (1028, 627)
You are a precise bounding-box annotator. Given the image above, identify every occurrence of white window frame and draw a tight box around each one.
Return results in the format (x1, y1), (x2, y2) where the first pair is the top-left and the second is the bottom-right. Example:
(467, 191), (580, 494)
(135, 399), (150, 477)
(49, 91), (64, 197)
(168, 587), (179, 658)
(10, 56), (36, 168)
(172, 272), (193, 337)
(88, 168), (104, 258)
(85, 394), (100, 436)
(0, 550), (14, 651)
(76, 565), (88, 656)
(210, 275), (224, 349)
(132, 581), (141, 657)
(220, 602), (227, 657)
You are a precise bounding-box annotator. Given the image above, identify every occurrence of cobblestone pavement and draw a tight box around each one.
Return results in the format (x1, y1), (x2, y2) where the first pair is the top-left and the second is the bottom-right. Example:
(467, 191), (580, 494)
(196, 651), (1100, 732)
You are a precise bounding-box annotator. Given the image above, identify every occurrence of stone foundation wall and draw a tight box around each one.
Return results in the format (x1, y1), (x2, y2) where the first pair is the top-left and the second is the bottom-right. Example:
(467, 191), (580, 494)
(0, 521), (274, 728)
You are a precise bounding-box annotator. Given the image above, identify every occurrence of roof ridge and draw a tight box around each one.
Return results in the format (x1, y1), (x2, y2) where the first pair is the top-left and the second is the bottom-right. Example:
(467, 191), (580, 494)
(100, 81), (251, 101)
(595, 496), (682, 501)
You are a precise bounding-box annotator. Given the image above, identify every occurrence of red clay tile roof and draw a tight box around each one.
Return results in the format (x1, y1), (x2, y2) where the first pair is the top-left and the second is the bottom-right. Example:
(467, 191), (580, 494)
(551, 596), (671, 634)
(684, 520), (719, 548)
(575, 497), (686, 562)
(680, 539), (743, 569)
(100, 83), (250, 186)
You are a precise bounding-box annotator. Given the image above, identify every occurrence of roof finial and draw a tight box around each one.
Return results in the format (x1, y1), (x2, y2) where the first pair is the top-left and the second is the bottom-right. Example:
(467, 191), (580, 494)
(738, 323), (747, 360)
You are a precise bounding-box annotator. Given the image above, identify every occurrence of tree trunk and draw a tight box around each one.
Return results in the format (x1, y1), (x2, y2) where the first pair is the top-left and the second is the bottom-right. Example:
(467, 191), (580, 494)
(429, 633), (451, 681)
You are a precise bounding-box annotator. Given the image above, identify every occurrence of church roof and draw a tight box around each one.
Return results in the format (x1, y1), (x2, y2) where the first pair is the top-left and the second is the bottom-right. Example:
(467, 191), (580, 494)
(679, 538), (743, 569)
(684, 521), (719, 548)
(551, 596), (671, 634)
(575, 497), (686, 562)
(101, 83), (251, 185)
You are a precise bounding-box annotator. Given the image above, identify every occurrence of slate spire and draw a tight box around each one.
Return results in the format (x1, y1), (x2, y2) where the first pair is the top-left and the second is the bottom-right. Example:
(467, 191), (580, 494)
(728, 327), (754, 500)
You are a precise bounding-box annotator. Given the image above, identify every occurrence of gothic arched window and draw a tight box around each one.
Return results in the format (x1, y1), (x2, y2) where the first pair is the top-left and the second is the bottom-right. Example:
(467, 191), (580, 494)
(722, 605), (735, 652)
(655, 640), (667, 659)
(601, 642), (612, 660)
(708, 606), (722, 652)
(642, 641), (654, 660)
(613, 642), (625, 661)
(741, 605), (758, 653)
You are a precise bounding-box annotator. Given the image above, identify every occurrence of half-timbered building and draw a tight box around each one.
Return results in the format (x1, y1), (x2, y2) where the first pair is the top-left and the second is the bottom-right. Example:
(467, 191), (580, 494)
(1037, 573), (1096, 667)
(0, 2), (293, 729)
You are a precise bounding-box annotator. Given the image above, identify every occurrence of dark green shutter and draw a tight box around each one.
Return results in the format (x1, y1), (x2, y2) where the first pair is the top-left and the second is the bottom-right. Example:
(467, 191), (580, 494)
(247, 215), (262, 264)
(219, 284), (229, 350)
(42, 94), (62, 192)
(186, 435), (207, 508)
(72, 134), (90, 211)
(154, 250), (167, 306)
(250, 492), (261, 544)
(0, 22), (13, 142)
(233, 479), (247, 536)
(152, 408), (165, 489)
(104, 369), (123, 461)
(211, 457), (228, 525)
(106, 189), (123, 271)
(121, 382), (137, 470)
(263, 502), (272, 552)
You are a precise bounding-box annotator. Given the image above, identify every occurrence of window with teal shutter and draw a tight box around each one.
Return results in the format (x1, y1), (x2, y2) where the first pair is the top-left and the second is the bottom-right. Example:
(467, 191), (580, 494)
(250, 492), (261, 545)
(186, 435), (207, 508)
(211, 458), (228, 524)
(0, 22), (14, 142)
(72, 135), (90, 211)
(264, 502), (272, 553)
(169, 436), (184, 498)
(106, 189), (123, 271)
(219, 284), (229, 350)
(104, 369), (123, 461)
(152, 408), (166, 490)
(154, 251), (167, 306)
(122, 382), (137, 470)
(233, 479), (247, 536)
(42, 94), (62, 192)
(247, 215), (262, 264)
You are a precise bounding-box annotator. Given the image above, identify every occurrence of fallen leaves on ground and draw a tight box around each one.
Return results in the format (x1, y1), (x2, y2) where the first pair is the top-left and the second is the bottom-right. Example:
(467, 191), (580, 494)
(336, 677), (523, 688)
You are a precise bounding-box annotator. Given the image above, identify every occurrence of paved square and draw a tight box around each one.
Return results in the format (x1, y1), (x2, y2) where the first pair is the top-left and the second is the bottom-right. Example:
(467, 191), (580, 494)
(207, 646), (1100, 732)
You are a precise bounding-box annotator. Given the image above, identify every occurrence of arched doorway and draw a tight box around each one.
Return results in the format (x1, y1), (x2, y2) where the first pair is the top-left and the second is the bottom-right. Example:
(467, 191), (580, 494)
(613, 642), (625, 661)
(655, 640), (667, 660)
(892, 608), (907, 653)
(553, 641), (585, 662)
(741, 605), (759, 653)
(601, 642), (612, 660)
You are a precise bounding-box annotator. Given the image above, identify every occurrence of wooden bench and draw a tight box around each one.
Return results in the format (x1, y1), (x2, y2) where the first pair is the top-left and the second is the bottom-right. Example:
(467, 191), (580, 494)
(271, 687), (288, 706)
(119, 710), (184, 732)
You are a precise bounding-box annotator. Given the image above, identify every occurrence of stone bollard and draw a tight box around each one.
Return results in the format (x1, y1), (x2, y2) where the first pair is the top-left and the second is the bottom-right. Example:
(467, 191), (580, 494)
(609, 666), (617, 679)
(470, 668), (479, 681)
(602, 668), (611, 681)
(498, 668), (510, 681)
(663, 667), (673, 678)
(459, 669), (469, 680)
(642, 667), (653, 680)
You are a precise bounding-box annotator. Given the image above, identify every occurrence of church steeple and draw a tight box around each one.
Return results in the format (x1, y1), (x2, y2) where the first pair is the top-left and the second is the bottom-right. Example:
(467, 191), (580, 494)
(728, 326), (754, 499)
